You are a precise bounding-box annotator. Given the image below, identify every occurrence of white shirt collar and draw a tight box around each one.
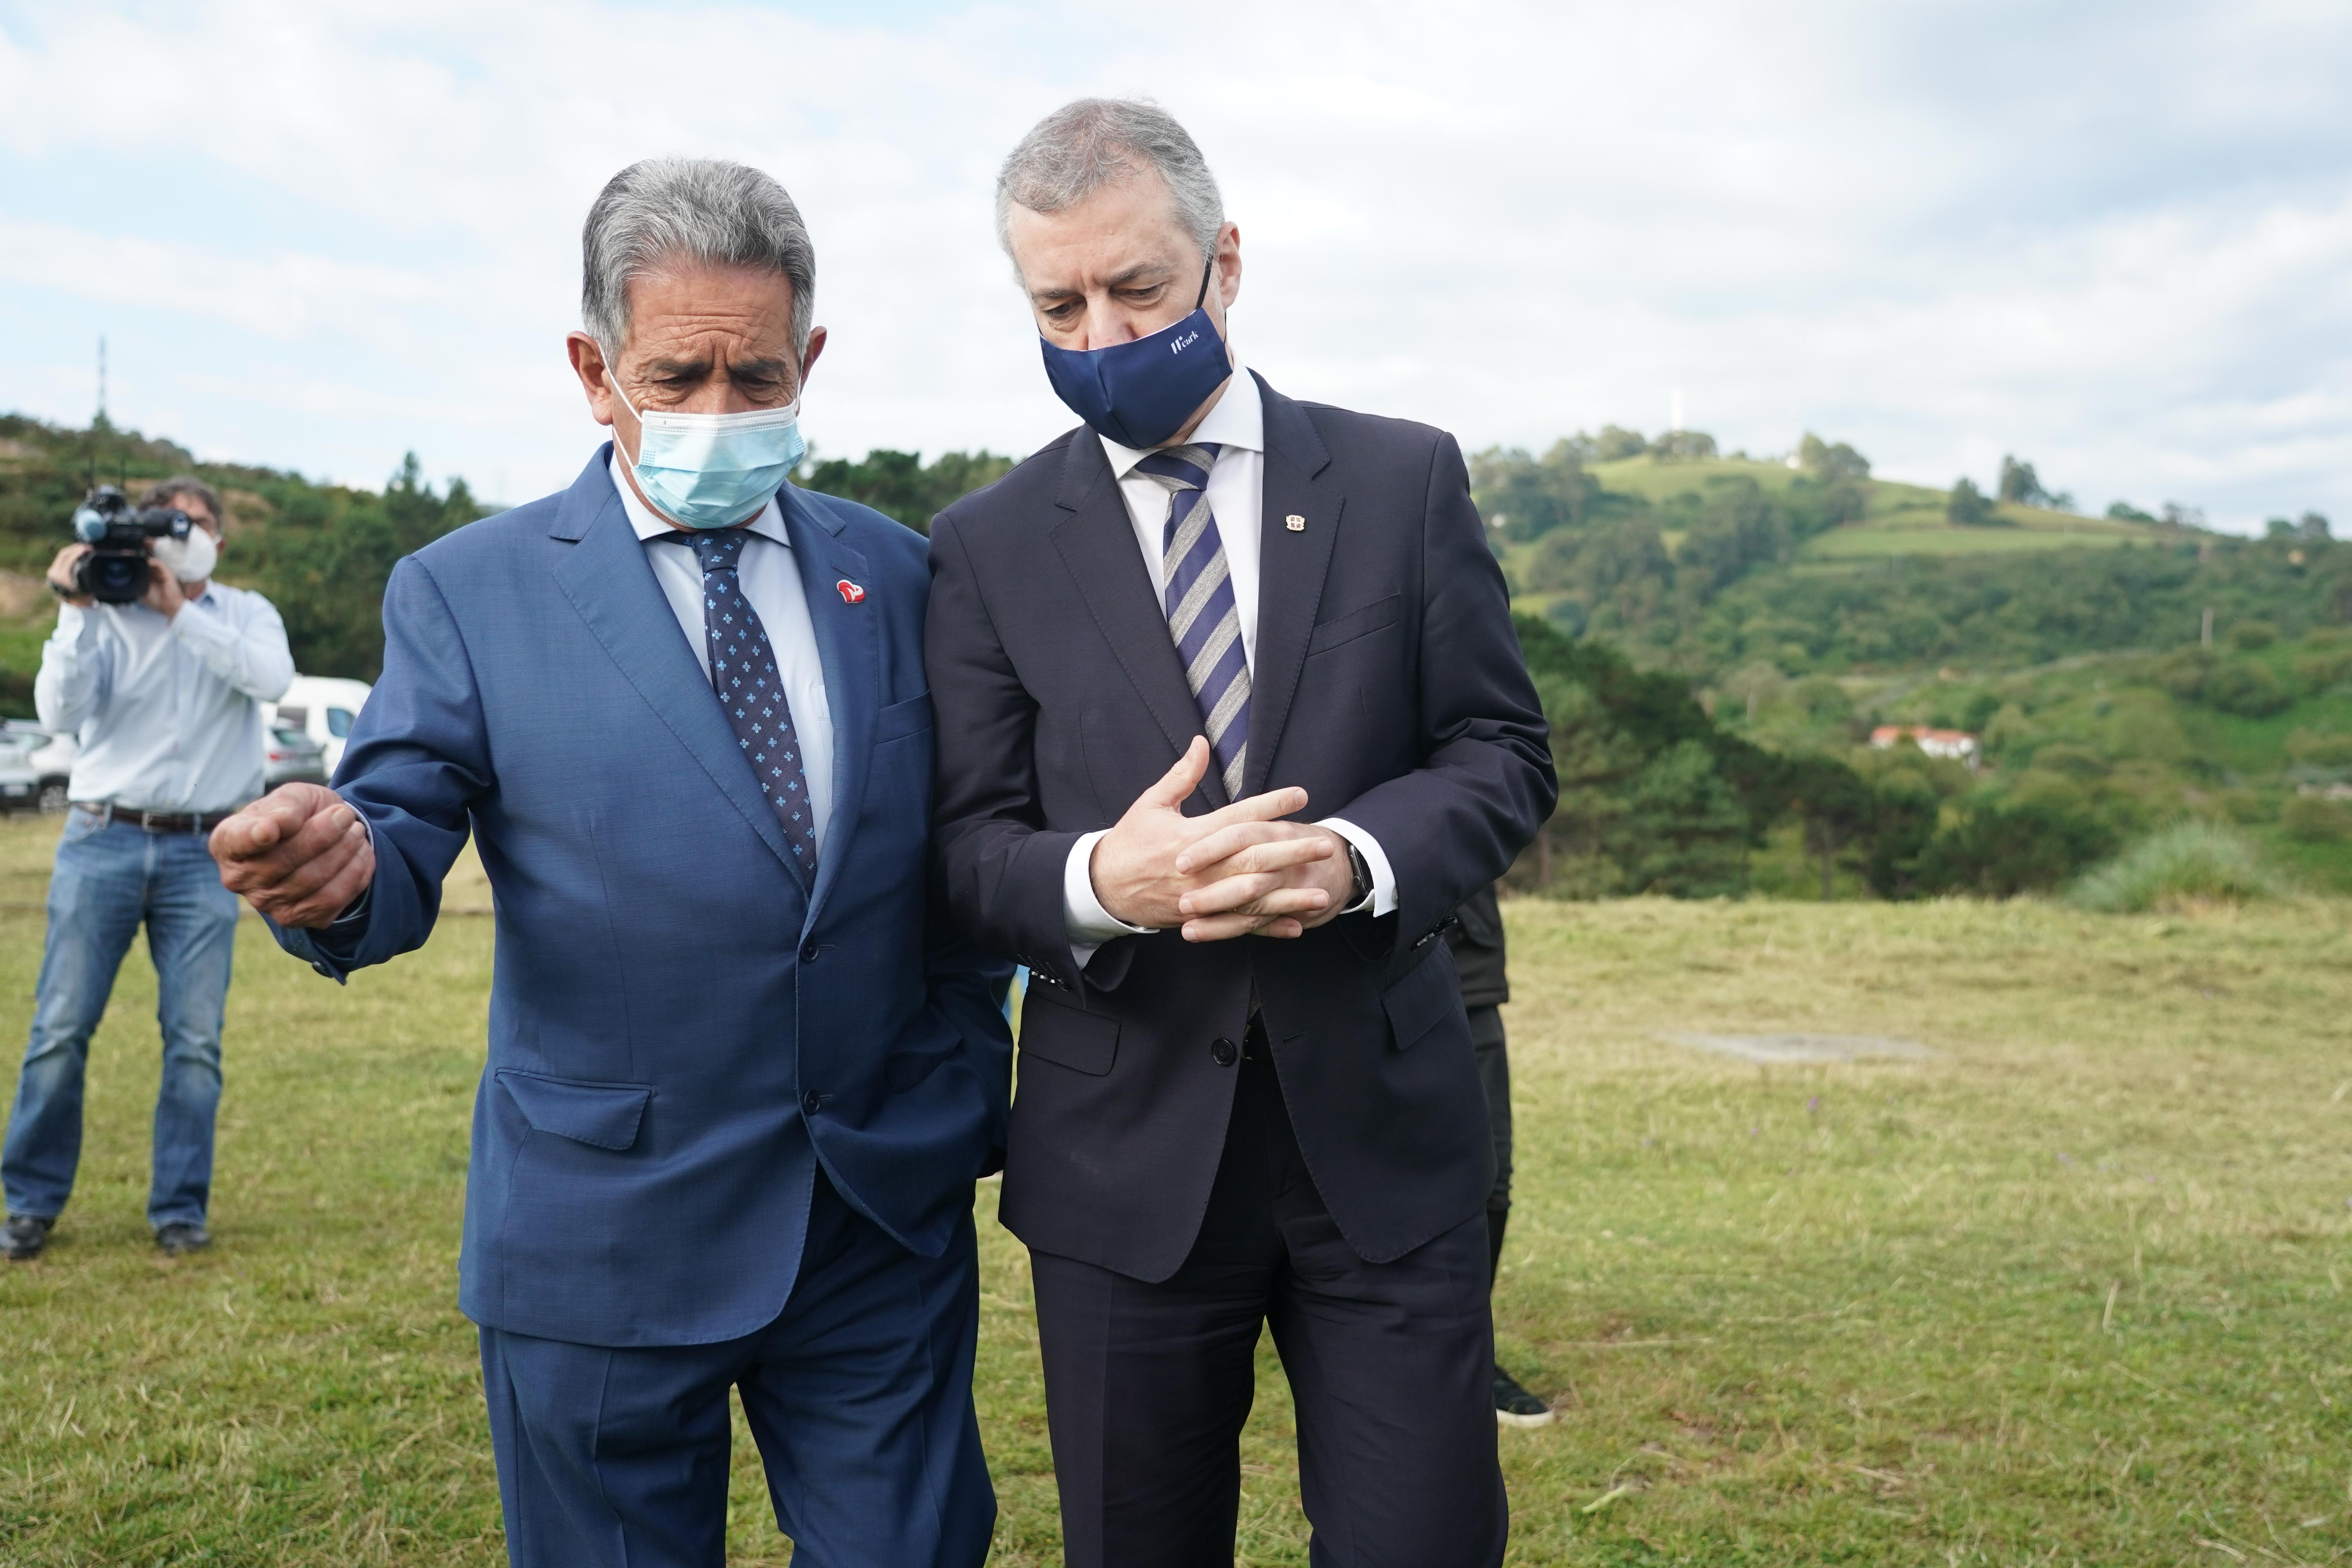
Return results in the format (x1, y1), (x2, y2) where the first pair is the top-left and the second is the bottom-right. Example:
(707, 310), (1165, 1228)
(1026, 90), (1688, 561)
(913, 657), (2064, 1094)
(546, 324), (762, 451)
(1098, 361), (1263, 479)
(608, 450), (790, 549)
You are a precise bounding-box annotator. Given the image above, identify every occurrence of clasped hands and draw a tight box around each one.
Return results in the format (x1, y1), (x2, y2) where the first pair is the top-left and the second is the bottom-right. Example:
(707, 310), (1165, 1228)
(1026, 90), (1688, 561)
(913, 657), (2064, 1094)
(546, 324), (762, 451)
(1090, 737), (1354, 942)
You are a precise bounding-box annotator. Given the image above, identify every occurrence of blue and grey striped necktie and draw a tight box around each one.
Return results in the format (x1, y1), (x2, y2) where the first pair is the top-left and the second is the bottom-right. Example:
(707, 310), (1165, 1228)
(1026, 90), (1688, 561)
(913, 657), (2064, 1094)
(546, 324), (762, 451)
(1133, 443), (1249, 798)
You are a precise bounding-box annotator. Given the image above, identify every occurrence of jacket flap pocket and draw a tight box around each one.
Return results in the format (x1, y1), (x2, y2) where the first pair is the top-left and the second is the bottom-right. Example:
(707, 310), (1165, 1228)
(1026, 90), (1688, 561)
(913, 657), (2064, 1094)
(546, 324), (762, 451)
(1018, 985), (1120, 1076)
(1380, 943), (1462, 1052)
(1306, 594), (1402, 657)
(496, 1070), (650, 1150)
(874, 692), (934, 744)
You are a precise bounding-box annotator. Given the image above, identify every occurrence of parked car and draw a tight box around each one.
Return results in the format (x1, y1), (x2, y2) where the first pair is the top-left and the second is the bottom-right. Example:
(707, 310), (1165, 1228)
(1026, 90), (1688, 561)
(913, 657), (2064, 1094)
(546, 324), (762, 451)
(265, 725), (330, 789)
(2, 721), (69, 814)
(264, 675), (372, 777)
(0, 737), (39, 814)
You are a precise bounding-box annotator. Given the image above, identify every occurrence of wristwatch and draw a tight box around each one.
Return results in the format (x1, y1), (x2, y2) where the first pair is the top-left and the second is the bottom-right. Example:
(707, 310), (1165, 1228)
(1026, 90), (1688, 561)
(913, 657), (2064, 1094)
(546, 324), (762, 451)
(1344, 841), (1372, 911)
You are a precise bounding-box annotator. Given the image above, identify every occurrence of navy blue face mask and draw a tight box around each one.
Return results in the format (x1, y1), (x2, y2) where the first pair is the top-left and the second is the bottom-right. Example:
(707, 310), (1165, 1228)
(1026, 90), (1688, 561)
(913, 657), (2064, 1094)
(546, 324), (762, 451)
(1039, 260), (1233, 449)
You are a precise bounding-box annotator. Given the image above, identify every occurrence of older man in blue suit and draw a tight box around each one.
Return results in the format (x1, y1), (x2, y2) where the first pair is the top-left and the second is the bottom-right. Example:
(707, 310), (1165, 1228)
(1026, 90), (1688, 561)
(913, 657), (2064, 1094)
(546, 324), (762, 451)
(209, 158), (1009, 1568)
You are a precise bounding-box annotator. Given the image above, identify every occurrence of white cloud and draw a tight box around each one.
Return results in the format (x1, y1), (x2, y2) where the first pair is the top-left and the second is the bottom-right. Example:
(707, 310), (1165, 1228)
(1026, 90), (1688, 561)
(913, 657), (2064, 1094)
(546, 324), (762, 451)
(0, 0), (2344, 528)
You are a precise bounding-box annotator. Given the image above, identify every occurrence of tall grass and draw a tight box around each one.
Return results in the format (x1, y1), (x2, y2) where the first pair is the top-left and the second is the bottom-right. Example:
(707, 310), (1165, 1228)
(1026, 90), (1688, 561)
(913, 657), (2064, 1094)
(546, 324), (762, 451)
(2067, 818), (2291, 912)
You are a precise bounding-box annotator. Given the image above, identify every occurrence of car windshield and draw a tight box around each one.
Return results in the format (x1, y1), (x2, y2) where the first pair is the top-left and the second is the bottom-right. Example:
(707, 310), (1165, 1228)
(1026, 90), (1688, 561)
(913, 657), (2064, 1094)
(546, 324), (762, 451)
(327, 708), (356, 739)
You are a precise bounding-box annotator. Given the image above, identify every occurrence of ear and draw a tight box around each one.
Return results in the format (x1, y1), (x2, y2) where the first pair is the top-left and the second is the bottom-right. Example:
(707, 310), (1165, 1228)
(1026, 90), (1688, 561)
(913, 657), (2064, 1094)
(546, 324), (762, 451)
(1210, 221), (1242, 318)
(567, 332), (618, 428)
(797, 325), (828, 394)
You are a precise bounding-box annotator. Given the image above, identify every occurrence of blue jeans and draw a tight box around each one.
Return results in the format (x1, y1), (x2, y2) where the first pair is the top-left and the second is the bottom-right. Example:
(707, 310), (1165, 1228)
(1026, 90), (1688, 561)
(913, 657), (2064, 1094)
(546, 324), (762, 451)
(2, 813), (241, 1229)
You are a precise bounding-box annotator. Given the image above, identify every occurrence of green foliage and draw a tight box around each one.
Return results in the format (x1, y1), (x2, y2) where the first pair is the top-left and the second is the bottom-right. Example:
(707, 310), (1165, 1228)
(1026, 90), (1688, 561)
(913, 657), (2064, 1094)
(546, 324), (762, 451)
(0, 414), (483, 684)
(1593, 423), (1646, 461)
(1946, 476), (1994, 526)
(1912, 795), (2120, 897)
(2106, 499), (2159, 523)
(1466, 442), (1597, 543)
(2281, 792), (2352, 843)
(1796, 432), (1870, 482)
(799, 448), (1016, 536)
(2229, 618), (2277, 650)
(1996, 454), (2047, 505)
(2069, 820), (2292, 911)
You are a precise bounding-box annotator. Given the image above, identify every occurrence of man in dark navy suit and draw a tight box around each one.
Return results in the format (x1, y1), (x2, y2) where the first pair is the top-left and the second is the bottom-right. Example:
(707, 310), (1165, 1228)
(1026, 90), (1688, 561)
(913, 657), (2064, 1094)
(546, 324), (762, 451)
(212, 158), (1009, 1568)
(927, 100), (1556, 1567)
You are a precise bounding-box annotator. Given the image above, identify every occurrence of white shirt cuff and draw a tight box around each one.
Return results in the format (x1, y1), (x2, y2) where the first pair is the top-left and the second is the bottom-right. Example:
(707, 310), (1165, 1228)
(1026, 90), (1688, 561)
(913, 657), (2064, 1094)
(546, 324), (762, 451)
(1318, 818), (1397, 917)
(1063, 828), (1155, 969)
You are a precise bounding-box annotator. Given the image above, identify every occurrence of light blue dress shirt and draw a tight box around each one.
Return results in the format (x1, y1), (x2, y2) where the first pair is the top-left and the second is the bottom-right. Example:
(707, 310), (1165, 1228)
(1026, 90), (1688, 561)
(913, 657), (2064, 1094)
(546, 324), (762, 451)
(36, 583), (295, 813)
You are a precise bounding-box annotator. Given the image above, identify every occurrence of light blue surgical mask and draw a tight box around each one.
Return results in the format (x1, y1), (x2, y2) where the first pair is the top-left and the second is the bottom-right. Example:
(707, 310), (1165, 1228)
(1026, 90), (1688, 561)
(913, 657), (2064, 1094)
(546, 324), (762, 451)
(608, 374), (806, 530)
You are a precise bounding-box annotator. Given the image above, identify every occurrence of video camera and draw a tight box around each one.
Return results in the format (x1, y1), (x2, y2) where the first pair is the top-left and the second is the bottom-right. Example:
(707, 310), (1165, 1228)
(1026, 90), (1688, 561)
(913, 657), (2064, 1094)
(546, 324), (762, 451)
(63, 486), (193, 604)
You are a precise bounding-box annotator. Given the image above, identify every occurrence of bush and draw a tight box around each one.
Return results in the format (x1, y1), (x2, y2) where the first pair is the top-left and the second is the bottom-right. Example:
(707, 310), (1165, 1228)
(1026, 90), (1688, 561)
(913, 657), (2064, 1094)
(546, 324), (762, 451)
(2281, 793), (2352, 843)
(2294, 648), (2352, 693)
(2285, 728), (2352, 769)
(1913, 797), (2118, 897)
(2069, 821), (2291, 912)
(1947, 477), (1994, 526)
(2229, 620), (2278, 651)
(2204, 658), (2292, 716)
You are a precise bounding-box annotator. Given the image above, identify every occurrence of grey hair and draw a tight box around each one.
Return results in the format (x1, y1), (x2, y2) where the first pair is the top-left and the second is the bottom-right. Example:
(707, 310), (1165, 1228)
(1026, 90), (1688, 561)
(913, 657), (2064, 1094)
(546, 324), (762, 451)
(995, 98), (1224, 267)
(582, 158), (816, 357)
(139, 475), (225, 532)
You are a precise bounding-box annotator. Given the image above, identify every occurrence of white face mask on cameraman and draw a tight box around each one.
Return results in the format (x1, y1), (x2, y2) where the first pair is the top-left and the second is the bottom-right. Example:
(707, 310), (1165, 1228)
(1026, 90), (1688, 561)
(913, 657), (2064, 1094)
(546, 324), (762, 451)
(152, 527), (218, 585)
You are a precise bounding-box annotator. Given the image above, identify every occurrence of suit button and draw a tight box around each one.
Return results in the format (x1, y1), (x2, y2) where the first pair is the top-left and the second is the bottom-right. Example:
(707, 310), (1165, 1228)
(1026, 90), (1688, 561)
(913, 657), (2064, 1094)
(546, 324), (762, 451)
(1209, 1037), (1238, 1067)
(802, 1090), (823, 1114)
(800, 940), (821, 963)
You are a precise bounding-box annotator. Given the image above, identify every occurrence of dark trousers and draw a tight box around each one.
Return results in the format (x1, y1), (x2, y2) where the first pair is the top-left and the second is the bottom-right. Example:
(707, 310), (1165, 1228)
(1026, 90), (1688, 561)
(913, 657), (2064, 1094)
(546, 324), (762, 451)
(1029, 1039), (1506, 1568)
(478, 1169), (995, 1568)
(1468, 1004), (1512, 1284)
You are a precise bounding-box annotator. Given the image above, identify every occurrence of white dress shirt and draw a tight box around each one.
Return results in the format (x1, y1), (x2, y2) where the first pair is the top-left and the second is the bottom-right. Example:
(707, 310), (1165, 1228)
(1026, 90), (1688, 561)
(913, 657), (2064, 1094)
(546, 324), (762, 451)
(37, 582), (294, 813)
(1060, 364), (1399, 962)
(611, 456), (837, 856)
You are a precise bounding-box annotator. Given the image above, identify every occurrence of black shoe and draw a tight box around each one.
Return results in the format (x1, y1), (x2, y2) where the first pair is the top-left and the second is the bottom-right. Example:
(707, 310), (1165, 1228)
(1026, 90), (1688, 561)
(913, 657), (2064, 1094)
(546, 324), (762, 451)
(5, 1213), (53, 1261)
(155, 1221), (211, 1257)
(1493, 1364), (1554, 1428)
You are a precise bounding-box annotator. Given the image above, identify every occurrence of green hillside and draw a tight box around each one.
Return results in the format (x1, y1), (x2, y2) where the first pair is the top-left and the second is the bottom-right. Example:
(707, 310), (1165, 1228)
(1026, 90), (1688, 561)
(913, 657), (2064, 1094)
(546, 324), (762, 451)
(0, 412), (483, 699)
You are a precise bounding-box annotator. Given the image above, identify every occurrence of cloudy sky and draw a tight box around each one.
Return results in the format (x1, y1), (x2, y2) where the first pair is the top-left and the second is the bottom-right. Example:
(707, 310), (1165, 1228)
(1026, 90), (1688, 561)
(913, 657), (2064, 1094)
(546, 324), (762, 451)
(1, 0), (2346, 532)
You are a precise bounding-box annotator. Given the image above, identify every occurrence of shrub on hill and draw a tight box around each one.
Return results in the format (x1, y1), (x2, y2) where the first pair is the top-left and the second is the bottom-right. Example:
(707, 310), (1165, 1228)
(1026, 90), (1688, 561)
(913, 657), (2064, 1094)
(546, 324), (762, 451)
(2069, 821), (2291, 912)
(2281, 793), (2352, 843)
(800, 448), (1014, 536)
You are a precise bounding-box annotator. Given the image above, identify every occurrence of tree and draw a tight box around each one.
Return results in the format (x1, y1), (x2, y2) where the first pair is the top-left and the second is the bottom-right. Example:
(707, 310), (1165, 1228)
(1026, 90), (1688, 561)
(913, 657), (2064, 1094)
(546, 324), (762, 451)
(1797, 432), (1871, 483)
(1593, 425), (1647, 461)
(1947, 476), (1993, 526)
(1468, 444), (1597, 543)
(800, 448), (1014, 535)
(1997, 455), (2047, 505)
(1650, 429), (1719, 463)
(2300, 511), (2332, 541)
(2107, 500), (2158, 523)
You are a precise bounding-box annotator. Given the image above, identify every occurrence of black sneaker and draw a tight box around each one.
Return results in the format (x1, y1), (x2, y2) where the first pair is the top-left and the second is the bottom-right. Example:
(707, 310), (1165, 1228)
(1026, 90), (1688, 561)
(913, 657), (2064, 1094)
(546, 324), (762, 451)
(155, 1221), (211, 1257)
(5, 1213), (52, 1261)
(1493, 1364), (1554, 1428)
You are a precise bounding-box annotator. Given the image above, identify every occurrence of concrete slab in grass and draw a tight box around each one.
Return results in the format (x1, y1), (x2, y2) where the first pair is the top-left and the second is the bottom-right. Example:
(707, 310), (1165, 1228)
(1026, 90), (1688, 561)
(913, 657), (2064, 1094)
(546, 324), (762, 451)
(1661, 1031), (1935, 1065)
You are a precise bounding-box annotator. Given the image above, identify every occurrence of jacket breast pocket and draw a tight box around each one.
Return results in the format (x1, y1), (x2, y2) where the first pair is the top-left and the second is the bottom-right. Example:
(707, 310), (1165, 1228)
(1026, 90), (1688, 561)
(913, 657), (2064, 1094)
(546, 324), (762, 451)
(1018, 984), (1120, 1076)
(1305, 594), (1402, 658)
(874, 692), (933, 745)
(496, 1069), (650, 1150)
(1380, 942), (1464, 1053)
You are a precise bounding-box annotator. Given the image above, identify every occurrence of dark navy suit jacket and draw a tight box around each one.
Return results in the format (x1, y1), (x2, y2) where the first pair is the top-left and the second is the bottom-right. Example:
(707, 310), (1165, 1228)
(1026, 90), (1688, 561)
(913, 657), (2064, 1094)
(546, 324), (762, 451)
(278, 448), (1012, 1347)
(927, 376), (1554, 1282)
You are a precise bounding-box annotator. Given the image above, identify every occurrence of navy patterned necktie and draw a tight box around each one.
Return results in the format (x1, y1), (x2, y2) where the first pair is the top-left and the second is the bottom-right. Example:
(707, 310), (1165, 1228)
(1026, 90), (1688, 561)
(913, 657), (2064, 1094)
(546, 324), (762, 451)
(1132, 442), (1250, 797)
(681, 528), (818, 881)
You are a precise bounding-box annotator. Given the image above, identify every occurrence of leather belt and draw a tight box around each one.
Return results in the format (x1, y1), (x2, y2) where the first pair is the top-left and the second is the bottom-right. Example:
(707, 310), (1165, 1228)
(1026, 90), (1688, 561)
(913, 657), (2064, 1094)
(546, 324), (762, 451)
(72, 802), (240, 835)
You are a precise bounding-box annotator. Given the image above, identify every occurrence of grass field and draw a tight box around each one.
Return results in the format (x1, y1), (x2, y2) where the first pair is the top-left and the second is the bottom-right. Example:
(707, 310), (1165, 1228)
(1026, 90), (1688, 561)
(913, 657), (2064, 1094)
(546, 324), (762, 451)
(2, 811), (2350, 1565)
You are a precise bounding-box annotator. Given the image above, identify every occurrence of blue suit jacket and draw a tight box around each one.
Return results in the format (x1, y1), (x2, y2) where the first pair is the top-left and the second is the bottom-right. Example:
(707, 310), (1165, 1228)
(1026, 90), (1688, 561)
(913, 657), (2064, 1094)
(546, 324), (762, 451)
(277, 448), (1012, 1347)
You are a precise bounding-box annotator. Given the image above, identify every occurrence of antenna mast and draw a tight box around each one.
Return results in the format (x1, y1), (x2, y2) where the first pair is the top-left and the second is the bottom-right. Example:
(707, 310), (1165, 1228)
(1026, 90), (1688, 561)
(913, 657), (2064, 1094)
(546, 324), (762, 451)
(97, 335), (107, 423)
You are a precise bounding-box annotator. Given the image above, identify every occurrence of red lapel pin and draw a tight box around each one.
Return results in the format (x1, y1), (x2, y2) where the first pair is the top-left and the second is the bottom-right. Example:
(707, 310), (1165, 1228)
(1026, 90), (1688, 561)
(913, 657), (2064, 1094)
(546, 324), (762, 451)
(836, 579), (866, 604)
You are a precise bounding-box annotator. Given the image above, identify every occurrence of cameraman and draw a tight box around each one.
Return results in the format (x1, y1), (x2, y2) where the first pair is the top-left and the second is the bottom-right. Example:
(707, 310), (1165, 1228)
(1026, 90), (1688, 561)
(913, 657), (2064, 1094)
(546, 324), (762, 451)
(2, 476), (292, 1261)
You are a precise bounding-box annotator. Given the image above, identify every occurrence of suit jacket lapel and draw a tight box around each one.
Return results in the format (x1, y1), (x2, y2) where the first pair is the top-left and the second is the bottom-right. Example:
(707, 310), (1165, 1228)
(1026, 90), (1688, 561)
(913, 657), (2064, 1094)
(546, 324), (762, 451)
(549, 448), (800, 880)
(781, 487), (871, 929)
(1243, 375), (1342, 797)
(1049, 436), (1231, 808)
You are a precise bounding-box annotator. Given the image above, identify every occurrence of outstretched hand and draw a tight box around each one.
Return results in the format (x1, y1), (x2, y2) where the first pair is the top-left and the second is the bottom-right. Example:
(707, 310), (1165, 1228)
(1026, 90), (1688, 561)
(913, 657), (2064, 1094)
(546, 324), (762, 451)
(1089, 738), (1349, 942)
(210, 783), (376, 929)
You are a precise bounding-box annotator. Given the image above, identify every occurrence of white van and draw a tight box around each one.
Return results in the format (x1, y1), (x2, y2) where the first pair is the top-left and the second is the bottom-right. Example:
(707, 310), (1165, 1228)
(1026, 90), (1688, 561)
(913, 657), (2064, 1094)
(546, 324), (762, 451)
(264, 675), (373, 777)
